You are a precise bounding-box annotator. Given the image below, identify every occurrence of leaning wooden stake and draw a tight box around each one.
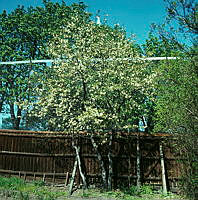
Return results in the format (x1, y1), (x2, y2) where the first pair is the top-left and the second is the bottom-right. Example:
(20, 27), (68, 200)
(159, 142), (167, 195)
(73, 145), (88, 189)
(136, 135), (141, 189)
(69, 157), (78, 195)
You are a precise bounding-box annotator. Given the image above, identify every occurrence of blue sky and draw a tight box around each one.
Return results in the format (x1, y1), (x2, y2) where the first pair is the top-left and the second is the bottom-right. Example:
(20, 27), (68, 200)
(0, 0), (167, 44)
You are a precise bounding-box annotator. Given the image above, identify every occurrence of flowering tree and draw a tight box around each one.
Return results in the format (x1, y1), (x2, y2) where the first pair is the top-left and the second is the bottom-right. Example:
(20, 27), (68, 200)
(30, 19), (155, 189)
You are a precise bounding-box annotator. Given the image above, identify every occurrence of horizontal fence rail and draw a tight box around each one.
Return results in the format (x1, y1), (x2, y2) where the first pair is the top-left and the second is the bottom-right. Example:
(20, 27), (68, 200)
(0, 129), (181, 190)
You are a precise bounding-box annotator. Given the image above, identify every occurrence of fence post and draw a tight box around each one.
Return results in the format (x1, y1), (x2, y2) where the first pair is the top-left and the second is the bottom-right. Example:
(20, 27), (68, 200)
(159, 142), (167, 195)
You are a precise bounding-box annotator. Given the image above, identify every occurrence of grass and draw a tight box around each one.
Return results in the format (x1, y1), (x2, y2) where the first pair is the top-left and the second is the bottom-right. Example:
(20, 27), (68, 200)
(0, 176), (67, 200)
(0, 176), (186, 200)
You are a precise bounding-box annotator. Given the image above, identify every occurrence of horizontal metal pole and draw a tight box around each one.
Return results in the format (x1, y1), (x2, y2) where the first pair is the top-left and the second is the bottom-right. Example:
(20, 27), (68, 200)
(0, 59), (54, 65)
(0, 57), (177, 65)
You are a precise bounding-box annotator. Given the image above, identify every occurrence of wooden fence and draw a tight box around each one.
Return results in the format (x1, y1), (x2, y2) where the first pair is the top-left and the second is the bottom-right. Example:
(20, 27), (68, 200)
(0, 129), (182, 190)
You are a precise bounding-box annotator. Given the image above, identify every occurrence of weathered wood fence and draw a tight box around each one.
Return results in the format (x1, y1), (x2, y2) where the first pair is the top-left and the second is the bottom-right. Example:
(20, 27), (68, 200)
(0, 129), (181, 190)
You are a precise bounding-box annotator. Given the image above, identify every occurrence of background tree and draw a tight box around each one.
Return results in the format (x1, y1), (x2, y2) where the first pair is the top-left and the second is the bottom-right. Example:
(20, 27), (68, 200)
(146, 0), (198, 198)
(142, 33), (184, 132)
(0, 0), (90, 129)
(165, 0), (198, 35)
(151, 0), (197, 47)
(153, 54), (198, 200)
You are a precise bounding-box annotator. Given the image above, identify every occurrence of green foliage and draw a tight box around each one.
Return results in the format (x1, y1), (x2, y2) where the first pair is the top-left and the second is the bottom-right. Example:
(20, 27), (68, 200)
(0, 176), (26, 190)
(16, 191), (30, 200)
(154, 57), (198, 133)
(143, 33), (181, 57)
(142, 34), (185, 133)
(33, 180), (45, 187)
(152, 54), (198, 199)
(124, 185), (153, 196)
(180, 171), (198, 200)
(139, 185), (153, 195)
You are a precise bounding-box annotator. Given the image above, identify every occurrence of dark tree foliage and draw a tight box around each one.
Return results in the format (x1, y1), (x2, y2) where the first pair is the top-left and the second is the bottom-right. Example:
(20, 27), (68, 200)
(0, 0), (90, 129)
(143, 1), (198, 199)
(165, 0), (198, 34)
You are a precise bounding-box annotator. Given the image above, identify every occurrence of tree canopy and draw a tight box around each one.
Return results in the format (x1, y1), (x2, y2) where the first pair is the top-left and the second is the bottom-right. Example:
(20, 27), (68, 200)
(30, 20), (154, 132)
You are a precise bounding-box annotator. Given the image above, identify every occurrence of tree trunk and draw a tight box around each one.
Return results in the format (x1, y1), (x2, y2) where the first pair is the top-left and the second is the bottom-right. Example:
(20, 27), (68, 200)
(10, 103), (17, 129)
(0, 80), (4, 113)
(0, 100), (3, 128)
(90, 135), (107, 189)
(108, 134), (113, 190)
(0, 101), (3, 114)
(0, 94), (4, 114)
(9, 103), (21, 130)
(136, 135), (141, 189)
(16, 105), (22, 128)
